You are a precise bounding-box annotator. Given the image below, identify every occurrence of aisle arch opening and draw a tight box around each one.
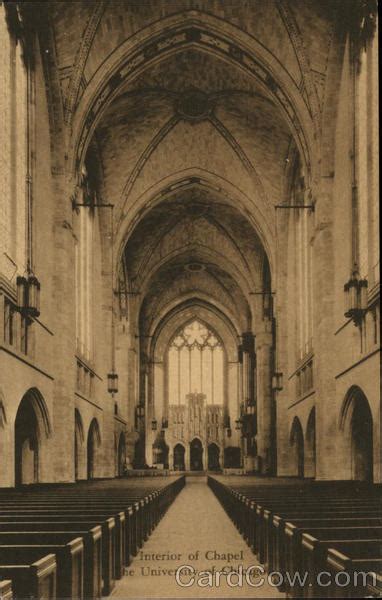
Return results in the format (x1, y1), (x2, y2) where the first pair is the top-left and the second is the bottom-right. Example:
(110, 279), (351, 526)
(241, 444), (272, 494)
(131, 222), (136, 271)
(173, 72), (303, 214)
(14, 389), (51, 486)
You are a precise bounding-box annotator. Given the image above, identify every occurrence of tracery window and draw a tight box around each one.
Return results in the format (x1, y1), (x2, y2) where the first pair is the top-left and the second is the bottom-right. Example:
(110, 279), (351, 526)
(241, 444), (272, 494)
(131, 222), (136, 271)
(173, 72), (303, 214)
(168, 320), (224, 405)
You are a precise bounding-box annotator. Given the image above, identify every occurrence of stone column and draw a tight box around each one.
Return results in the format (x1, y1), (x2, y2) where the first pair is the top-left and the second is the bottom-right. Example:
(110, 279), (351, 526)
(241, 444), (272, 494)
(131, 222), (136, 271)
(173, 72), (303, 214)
(256, 321), (273, 474)
(145, 364), (155, 467)
(227, 361), (241, 448)
(240, 332), (256, 472)
(51, 171), (77, 482)
(185, 444), (190, 470)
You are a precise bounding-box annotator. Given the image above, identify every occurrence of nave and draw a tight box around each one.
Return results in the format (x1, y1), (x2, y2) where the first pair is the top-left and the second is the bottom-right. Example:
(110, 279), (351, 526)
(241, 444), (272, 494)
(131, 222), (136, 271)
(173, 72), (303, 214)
(1, 473), (380, 599)
(112, 476), (282, 599)
(0, 1), (380, 597)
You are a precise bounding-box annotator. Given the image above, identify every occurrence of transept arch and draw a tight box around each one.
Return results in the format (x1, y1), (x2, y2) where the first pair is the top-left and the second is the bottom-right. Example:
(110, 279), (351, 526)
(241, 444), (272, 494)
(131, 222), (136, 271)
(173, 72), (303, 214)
(69, 9), (317, 184)
(115, 170), (276, 283)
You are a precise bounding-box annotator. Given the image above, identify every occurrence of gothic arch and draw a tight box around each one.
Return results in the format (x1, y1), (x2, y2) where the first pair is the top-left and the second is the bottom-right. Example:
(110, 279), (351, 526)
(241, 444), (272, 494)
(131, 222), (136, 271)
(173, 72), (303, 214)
(289, 416), (304, 478)
(117, 432), (126, 477)
(190, 436), (204, 471)
(14, 388), (52, 486)
(173, 443), (186, 471)
(207, 442), (221, 471)
(151, 302), (239, 364)
(87, 418), (102, 480)
(138, 245), (255, 305)
(148, 293), (246, 342)
(340, 386), (374, 482)
(75, 408), (86, 481)
(115, 170), (275, 278)
(305, 407), (316, 478)
(70, 10), (316, 183)
(0, 389), (7, 428)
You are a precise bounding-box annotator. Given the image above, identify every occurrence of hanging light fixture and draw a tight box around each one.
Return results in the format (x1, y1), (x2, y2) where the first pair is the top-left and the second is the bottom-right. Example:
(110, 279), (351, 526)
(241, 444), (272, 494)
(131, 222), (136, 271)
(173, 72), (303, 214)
(272, 372), (283, 391)
(263, 292), (273, 318)
(16, 52), (42, 321)
(344, 269), (360, 317)
(358, 278), (368, 311)
(16, 275), (28, 312)
(161, 418), (168, 429)
(16, 274), (41, 317)
(151, 418), (158, 431)
(27, 274), (40, 317)
(107, 371), (118, 394)
(107, 204), (119, 394)
(235, 418), (242, 431)
(136, 404), (145, 419)
(224, 415), (232, 437)
(344, 268), (368, 324)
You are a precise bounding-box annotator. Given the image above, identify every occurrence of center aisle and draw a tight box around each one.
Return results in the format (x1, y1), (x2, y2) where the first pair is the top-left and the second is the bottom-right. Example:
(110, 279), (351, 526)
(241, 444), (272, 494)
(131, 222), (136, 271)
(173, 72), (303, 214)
(111, 476), (283, 598)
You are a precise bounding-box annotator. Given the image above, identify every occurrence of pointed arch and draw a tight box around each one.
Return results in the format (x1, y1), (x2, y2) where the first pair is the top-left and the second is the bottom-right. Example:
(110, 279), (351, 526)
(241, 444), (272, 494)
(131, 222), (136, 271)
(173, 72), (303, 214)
(117, 432), (126, 477)
(173, 443), (186, 471)
(70, 10), (316, 185)
(0, 388), (7, 428)
(340, 386), (373, 482)
(208, 442), (221, 471)
(87, 418), (101, 480)
(190, 437), (204, 471)
(289, 416), (304, 478)
(305, 407), (316, 478)
(14, 388), (51, 486)
(74, 409), (85, 480)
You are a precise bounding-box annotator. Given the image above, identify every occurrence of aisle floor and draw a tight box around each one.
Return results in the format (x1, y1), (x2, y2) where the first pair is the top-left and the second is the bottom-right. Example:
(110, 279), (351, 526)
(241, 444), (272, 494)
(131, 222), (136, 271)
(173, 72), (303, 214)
(111, 476), (284, 598)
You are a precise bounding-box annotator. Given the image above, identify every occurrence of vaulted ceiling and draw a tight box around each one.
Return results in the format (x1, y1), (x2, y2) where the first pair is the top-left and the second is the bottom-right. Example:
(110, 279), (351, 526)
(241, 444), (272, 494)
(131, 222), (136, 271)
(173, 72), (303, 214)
(45, 0), (338, 337)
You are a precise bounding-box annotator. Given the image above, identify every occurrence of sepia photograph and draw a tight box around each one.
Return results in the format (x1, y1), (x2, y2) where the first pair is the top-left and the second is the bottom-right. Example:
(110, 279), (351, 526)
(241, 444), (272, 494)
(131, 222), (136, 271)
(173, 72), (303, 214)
(0, 0), (380, 598)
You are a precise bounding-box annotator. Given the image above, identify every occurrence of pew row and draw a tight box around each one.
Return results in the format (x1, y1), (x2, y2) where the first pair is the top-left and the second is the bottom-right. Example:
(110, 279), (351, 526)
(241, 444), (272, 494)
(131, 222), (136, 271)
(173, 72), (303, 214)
(208, 475), (382, 599)
(0, 474), (185, 599)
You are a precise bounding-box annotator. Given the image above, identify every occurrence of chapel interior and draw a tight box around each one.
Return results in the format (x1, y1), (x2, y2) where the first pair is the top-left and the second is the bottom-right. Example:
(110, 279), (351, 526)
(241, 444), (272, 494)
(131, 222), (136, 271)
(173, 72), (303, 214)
(0, 1), (380, 598)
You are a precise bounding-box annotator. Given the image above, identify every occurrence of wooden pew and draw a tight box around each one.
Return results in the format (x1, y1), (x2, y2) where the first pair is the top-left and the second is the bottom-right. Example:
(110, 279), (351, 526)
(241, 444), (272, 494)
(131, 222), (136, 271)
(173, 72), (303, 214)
(208, 475), (380, 561)
(0, 495), (141, 562)
(258, 504), (381, 567)
(0, 536), (83, 599)
(327, 549), (382, 598)
(0, 514), (115, 596)
(0, 475), (186, 598)
(0, 524), (101, 600)
(0, 579), (13, 600)
(301, 536), (382, 599)
(271, 516), (382, 581)
(283, 526), (382, 596)
(0, 548), (60, 600)
(264, 507), (381, 565)
(208, 475), (381, 600)
(0, 551), (56, 600)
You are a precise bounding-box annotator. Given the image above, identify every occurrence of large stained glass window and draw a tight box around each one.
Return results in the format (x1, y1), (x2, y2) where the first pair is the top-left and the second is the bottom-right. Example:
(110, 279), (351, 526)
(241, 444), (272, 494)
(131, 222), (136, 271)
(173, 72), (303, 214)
(168, 320), (224, 405)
